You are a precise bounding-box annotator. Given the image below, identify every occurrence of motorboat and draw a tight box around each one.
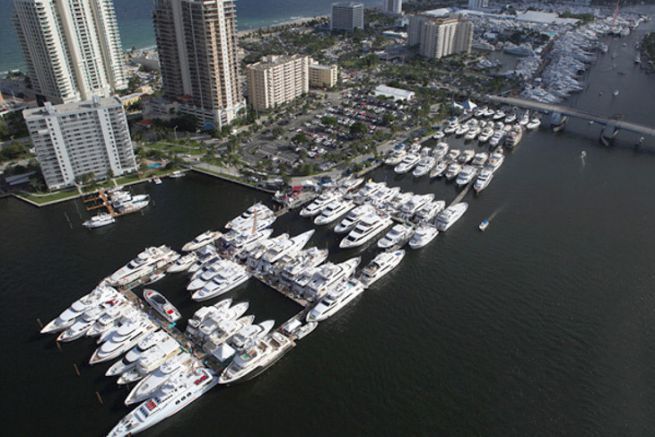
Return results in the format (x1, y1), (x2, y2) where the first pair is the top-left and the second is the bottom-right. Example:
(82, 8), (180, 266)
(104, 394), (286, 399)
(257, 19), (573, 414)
(446, 149), (461, 161)
(300, 257), (360, 301)
(193, 302), (250, 341)
(368, 186), (400, 208)
(218, 332), (294, 384)
(412, 156), (436, 177)
(414, 200), (446, 222)
(432, 142), (449, 161)
(408, 224), (439, 249)
(143, 289), (181, 323)
(106, 330), (171, 377)
(384, 149), (406, 166)
(479, 219), (490, 231)
(394, 154), (420, 174)
(306, 279), (366, 322)
(226, 203), (276, 233)
(314, 199), (355, 225)
(168, 170), (185, 179)
(108, 367), (217, 436)
(56, 306), (105, 342)
(182, 231), (222, 252)
(478, 127), (494, 143)
(339, 213), (392, 249)
(350, 181), (386, 204)
(505, 126), (523, 149)
(458, 149), (475, 164)
(474, 168), (494, 193)
(471, 152), (488, 167)
(107, 246), (179, 287)
(255, 230), (314, 274)
(83, 213), (115, 229)
(118, 338), (181, 385)
(443, 122), (458, 135)
(436, 203), (469, 232)
(492, 110), (506, 120)
(487, 152), (505, 173)
(124, 353), (193, 406)
(166, 252), (198, 273)
(455, 124), (470, 137)
(504, 113), (517, 124)
(519, 111), (530, 126)
(432, 130), (445, 140)
(377, 224), (414, 249)
(203, 315), (256, 355)
(526, 118), (541, 130)
(445, 163), (462, 180)
(276, 247), (329, 284)
(429, 161), (448, 179)
(229, 320), (276, 352)
(400, 193), (434, 219)
(41, 285), (120, 334)
(359, 250), (405, 287)
(489, 130), (505, 147)
(465, 126), (481, 141)
(300, 191), (342, 217)
(187, 259), (232, 291)
(187, 245), (218, 274)
(191, 262), (251, 302)
(220, 228), (274, 255)
(86, 303), (135, 338)
(339, 175), (364, 192)
(90, 318), (157, 365)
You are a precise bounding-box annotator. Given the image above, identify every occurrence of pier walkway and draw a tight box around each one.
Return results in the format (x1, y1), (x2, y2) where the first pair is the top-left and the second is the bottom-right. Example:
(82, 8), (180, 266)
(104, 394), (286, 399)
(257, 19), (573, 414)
(486, 95), (655, 138)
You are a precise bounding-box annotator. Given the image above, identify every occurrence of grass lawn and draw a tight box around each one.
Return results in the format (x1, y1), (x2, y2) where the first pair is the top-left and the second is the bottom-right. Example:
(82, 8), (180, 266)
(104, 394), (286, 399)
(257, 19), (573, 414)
(147, 141), (205, 156)
(19, 189), (80, 205)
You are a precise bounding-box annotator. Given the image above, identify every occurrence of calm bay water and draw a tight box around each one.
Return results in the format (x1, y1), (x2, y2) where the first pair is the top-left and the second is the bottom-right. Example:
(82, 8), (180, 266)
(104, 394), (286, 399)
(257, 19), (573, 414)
(0, 0), (379, 73)
(1, 14), (655, 437)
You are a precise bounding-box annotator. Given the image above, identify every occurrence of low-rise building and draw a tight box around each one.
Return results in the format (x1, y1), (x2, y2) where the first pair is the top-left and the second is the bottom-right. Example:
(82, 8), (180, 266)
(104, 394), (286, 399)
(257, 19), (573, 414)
(23, 96), (137, 190)
(374, 84), (415, 101)
(246, 55), (310, 111)
(309, 62), (339, 88)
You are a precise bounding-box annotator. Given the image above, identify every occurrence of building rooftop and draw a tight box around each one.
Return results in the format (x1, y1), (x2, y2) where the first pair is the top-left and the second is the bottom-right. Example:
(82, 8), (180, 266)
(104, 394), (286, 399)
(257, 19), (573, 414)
(332, 2), (364, 7)
(23, 96), (121, 118)
(248, 54), (307, 71)
(374, 85), (415, 101)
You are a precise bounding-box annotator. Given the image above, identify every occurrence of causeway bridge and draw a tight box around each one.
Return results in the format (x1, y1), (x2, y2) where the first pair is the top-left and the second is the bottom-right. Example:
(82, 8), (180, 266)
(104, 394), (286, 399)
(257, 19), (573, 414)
(486, 95), (655, 139)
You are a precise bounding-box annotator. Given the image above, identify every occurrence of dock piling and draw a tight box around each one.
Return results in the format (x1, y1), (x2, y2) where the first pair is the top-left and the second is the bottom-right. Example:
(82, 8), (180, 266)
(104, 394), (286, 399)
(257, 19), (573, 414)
(73, 363), (80, 376)
(95, 391), (104, 405)
(36, 318), (43, 329)
(55, 341), (62, 352)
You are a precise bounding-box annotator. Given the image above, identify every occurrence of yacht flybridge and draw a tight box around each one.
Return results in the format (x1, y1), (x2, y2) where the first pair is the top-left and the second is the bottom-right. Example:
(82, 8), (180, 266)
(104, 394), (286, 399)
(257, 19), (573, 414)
(359, 250), (405, 287)
(339, 213), (392, 249)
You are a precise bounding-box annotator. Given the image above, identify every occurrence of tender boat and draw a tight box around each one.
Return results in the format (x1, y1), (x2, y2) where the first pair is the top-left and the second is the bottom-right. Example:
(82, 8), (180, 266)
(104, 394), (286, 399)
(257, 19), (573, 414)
(306, 279), (366, 322)
(436, 203), (469, 232)
(143, 289), (181, 323)
(377, 224), (414, 249)
(359, 250), (405, 287)
(339, 213), (392, 249)
(83, 213), (115, 229)
(409, 224), (439, 249)
(479, 218), (490, 231)
(218, 332), (294, 384)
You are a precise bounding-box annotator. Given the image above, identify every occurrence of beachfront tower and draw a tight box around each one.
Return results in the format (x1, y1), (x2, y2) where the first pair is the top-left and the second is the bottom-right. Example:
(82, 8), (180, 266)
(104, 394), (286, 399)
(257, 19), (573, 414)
(330, 2), (365, 32)
(382, 0), (402, 15)
(153, 0), (245, 129)
(12, 0), (128, 104)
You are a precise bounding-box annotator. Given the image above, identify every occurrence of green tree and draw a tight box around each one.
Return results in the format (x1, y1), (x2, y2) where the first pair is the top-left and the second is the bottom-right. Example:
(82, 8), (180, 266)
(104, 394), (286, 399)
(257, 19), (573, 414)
(349, 122), (368, 138)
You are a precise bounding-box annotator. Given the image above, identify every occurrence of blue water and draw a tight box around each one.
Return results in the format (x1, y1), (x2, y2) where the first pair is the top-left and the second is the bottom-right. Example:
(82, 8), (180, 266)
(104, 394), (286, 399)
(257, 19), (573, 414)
(0, 0), (379, 74)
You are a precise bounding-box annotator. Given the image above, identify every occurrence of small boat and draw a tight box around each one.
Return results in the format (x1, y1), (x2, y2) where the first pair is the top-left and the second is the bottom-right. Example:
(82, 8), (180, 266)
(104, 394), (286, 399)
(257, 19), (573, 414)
(83, 213), (115, 229)
(143, 289), (181, 323)
(612, 90), (619, 96)
(169, 170), (185, 179)
(153, 177), (162, 185)
(479, 219), (490, 232)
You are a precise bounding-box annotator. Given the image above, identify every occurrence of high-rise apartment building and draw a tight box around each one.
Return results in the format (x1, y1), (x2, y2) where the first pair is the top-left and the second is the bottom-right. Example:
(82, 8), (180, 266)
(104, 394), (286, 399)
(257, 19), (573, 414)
(382, 0), (402, 15)
(408, 15), (473, 59)
(246, 55), (310, 111)
(153, 0), (245, 129)
(23, 96), (137, 190)
(13, 0), (127, 104)
(330, 2), (365, 32)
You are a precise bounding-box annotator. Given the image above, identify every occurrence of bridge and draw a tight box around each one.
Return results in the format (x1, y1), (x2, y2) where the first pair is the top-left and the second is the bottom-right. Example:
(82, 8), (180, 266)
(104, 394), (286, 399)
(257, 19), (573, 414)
(486, 95), (655, 139)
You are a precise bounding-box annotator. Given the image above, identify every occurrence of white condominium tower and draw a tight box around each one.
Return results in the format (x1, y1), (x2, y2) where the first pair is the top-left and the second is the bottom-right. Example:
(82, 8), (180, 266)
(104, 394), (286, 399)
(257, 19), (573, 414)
(153, 0), (245, 129)
(23, 96), (137, 190)
(12, 0), (128, 104)
(330, 2), (365, 32)
(408, 15), (473, 59)
(382, 0), (402, 15)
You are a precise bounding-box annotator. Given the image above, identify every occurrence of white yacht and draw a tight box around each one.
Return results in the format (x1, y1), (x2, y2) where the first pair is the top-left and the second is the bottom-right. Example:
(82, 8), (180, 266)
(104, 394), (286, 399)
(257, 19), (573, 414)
(412, 156), (436, 177)
(409, 224), (439, 249)
(492, 110), (506, 121)
(194, 302), (249, 341)
(478, 126), (494, 143)
(471, 152), (488, 167)
(106, 330), (171, 377)
(519, 111), (530, 126)
(432, 130), (445, 140)
(368, 185), (400, 208)
(182, 231), (222, 252)
(455, 124), (470, 137)
(377, 224), (414, 249)
(489, 130), (505, 147)
(124, 353), (193, 406)
(429, 161), (448, 179)
(143, 289), (181, 323)
(192, 262), (251, 302)
(394, 154), (420, 174)
(446, 149), (461, 162)
(41, 284), (119, 334)
(203, 315), (255, 355)
(83, 213), (115, 229)
(445, 163), (462, 180)
(359, 250), (405, 287)
(526, 118), (541, 130)
(219, 332), (294, 384)
(166, 252), (197, 273)
(221, 228), (274, 255)
(277, 247), (329, 286)
(504, 113), (517, 124)
(90, 318), (157, 365)
(458, 149), (475, 164)
(86, 303), (135, 338)
(465, 126), (481, 141)
(334, 204), (376, 234)
(436, 203), (469, 231)
(225, 202), (275, 232)
(414, 200), (446, 222)
(384, 149), (406, 166)
(339, 175), (364, 192)
(187, 245), (218, 274)
(256, 230), (314, 274)
(301, 257), (360, 301)
(107, 246), (179, 287)
(300, 191), (342, 217)
(56, 306), (105, 342)
(229, 320), (276, 352)
(456, 166), (478, 186)
(350, 181), (386, 204)
(187, 259), (230, 291)
(339, 213), (392, 249)
(487, 152), (505, 173)
(306, 279), (366, 322)
(314, 199), (355, 225)
(474, 168), (494, 193)
(432, 142), (449, 161)
(118, 338), (181, 385)
(400, 193), (434, 219)
(108, 367), (217, 436)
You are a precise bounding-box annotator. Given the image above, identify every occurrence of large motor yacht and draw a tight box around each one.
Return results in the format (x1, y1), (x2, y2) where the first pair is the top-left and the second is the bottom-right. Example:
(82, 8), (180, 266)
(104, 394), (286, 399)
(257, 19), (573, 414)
(124, 353), (193, 406)
(414, 200), (446, 223)
(182, 231), (222, 252)
(458, 149), (475, 164)
(436, 203), (469, 232)
(83, 213), (115, 229)
(300, 257), (360, 301)
(41, 284), (120, 334)
(399, 193), (434, 219)
(393, 154), (420, 174)
(359, 250), (405, 287)
(456, 165), (478, 187)
(166, 252), (198, 273)
(306, 279), (366, 322)
(474, 168), (494, 193)
(487, 152), (505, 173)
(339, 213), (392, 249)
(225, 202), (275, 232)
(409, 224), (439, 249)
(218, 332), (294, 385)
(471, 152), (489, 167)
(314, 199), (355, 225)
(106, 330), (172, 377)
(489, 130), (505, 148)
(445, 163), (463, 180)
(429, 161), (448, 179)
(107, 246), (179, 287)
(118, 338), (182, 385)
(377, 224), (414, 249)
(90, 318), (157, 365)
(192, 262), (251, 302)
(300, 191), (342, 217)
(255, 230), (314, 274)
(412, 156), (436, 177)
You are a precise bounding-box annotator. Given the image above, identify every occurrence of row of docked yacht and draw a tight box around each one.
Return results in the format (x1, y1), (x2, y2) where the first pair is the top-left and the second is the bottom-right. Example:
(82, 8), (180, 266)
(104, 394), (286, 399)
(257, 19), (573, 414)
(106, 245), (180, 288)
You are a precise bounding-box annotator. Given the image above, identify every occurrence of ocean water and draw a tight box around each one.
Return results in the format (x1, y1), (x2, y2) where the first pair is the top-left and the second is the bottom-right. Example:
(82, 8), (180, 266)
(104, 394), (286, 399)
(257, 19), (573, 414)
(0, 16), (654, 436)
(0, 0), (379, 74)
